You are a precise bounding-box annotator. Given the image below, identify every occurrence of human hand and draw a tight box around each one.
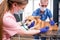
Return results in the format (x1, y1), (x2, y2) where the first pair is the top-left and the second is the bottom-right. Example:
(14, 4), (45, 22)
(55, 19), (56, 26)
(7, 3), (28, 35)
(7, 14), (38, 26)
(50, 20), (55, 26)
(40, 26), (49, 33)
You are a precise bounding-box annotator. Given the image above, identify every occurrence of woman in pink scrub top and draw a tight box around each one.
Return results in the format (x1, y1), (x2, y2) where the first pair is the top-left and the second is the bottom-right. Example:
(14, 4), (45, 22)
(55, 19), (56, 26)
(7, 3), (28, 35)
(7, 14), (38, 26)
(2, 0), (49, 40)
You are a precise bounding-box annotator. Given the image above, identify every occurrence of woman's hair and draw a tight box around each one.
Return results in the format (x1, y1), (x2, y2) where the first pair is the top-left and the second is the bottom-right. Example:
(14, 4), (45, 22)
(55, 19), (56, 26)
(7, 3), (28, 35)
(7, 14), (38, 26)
(7, 0), (28, 10)
(0, 0), (7, 39)
(0, 0), (28, 39)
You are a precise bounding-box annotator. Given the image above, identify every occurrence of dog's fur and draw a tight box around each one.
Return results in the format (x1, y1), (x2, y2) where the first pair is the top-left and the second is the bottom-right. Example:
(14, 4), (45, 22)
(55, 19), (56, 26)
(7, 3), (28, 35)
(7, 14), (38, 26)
(25, 16), (58, 31)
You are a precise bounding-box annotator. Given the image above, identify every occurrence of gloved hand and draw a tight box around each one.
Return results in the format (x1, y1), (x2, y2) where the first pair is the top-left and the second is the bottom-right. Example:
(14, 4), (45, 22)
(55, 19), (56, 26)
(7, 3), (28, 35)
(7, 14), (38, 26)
(50, 20), (55, 26)
(24, 19), (35, 28)
(28, 21), (35, 28)
(40, 26), (49, 33)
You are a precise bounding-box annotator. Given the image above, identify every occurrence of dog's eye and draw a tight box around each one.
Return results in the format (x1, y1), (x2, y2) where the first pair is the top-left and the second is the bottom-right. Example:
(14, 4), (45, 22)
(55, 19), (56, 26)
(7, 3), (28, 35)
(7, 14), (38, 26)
(29, 20), (31, 21)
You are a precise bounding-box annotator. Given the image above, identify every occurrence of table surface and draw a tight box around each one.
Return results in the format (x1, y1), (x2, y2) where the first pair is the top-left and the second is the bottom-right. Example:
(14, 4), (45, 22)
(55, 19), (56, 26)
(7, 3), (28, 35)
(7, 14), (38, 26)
(40, 30), (60, 37)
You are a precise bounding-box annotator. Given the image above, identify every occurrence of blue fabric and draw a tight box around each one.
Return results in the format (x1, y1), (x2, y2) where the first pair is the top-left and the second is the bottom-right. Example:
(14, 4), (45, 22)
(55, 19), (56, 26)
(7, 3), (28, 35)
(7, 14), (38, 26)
(50, 20), (55, 26)
(32, 8), (52, 21)
(40, 26), (49, 33)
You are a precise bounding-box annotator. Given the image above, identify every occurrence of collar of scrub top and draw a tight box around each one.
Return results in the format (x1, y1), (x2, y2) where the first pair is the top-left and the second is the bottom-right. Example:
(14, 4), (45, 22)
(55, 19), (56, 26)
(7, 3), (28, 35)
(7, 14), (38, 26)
(40, 9), (47, 15)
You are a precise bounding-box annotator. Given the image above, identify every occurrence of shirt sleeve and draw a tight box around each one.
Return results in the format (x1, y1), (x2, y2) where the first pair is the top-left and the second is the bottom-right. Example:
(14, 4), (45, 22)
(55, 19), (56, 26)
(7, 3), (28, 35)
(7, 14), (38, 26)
(32, 11), (37, 16)
(32, 8), (40, 16)
(47, 10), (52, 19)
(3, 16), (21, 36)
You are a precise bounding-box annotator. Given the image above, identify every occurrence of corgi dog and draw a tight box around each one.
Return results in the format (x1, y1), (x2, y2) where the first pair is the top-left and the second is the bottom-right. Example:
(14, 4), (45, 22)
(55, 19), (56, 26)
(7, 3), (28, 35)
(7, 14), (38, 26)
(25, 16), (58, 31)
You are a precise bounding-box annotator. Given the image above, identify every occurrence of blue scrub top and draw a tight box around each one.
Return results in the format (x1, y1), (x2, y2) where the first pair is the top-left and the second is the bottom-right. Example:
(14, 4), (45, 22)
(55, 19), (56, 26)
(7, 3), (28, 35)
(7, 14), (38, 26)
(32, 8), (52, 21)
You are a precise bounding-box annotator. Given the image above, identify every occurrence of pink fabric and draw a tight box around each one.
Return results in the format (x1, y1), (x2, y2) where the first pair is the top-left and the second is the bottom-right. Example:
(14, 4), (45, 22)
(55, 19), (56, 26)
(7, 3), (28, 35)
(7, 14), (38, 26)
(2, 11), (21, 40)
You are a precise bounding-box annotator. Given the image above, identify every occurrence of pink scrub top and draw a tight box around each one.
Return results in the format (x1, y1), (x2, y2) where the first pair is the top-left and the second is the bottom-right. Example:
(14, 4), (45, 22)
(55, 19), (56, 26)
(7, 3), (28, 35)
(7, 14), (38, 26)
(2, 11), (21, 40)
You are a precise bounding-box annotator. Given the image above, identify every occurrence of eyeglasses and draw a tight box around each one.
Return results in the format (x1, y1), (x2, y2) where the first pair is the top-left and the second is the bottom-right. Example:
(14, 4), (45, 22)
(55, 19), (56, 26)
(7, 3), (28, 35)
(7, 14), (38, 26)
(41, 5), (47, 7)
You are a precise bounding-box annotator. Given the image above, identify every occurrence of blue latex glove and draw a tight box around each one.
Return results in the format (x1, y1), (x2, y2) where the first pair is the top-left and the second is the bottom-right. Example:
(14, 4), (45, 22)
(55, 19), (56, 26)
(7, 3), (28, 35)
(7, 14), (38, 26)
(40, 26), (49, 33)
(50, 20), (55, 26)
(28, 21), (35, 28)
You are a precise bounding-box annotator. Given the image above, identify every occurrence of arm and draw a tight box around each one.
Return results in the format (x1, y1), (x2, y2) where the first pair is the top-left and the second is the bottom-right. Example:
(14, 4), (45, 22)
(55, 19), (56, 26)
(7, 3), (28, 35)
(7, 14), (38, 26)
(3, 15), (49, 36)
(3, 16), (40, 36)
(17, 28), (40, 35)
(47, 10), (53, 21)
(17, 26), (49, 35)
(32, 11), (37, 16)
(32, 8), (40, 16)
(50, 18), (53, 21)
(47, 10), (55, 25)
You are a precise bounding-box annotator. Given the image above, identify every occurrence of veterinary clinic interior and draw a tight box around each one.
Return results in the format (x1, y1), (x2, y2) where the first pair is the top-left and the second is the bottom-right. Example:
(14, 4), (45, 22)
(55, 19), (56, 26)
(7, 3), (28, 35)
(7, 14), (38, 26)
(0, 0), (60, 40)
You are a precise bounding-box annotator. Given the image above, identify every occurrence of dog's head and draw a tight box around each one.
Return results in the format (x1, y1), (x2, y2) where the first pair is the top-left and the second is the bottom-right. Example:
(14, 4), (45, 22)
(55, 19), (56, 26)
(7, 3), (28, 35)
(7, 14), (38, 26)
(24, 16), (41, 29)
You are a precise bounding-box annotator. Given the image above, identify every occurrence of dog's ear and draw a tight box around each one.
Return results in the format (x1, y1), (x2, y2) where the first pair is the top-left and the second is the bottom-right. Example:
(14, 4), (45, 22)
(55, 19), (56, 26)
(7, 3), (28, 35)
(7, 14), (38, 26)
(34, 16), (40, 20)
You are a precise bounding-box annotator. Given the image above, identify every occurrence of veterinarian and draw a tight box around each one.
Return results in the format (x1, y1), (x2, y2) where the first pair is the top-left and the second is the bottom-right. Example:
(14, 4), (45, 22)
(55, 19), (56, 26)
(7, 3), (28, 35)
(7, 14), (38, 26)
(32, 0), (55, 40)
(2, 0), (50, 40)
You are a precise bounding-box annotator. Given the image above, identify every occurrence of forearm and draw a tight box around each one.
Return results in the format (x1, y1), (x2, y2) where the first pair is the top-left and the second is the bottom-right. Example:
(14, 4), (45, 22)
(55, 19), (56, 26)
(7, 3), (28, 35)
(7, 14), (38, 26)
(17, 27), (40, 35)
(50, 18), (53, 21)
(24, 29), (40, 35)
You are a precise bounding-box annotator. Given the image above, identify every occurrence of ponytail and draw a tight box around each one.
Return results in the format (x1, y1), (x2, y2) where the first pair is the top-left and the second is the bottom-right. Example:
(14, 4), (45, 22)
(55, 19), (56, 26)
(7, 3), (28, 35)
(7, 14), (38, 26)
(0, 0), (8, 40)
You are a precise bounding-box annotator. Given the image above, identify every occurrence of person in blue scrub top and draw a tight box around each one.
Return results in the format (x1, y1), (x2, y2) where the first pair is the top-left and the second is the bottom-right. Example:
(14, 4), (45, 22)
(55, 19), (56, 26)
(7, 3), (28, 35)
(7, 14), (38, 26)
(32, 0), (55, 40)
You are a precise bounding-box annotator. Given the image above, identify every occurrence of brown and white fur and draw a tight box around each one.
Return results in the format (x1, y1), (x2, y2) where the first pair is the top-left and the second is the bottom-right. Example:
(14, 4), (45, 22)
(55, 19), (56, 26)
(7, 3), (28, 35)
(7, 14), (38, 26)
(25, 16), (58, 31)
